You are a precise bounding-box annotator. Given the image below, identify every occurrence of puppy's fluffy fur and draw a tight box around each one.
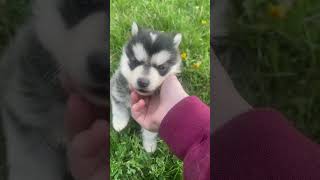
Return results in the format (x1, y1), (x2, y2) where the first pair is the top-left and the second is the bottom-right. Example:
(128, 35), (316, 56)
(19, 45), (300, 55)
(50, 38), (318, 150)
(0, 0), (107, 179)
(110, 22), (182, 153)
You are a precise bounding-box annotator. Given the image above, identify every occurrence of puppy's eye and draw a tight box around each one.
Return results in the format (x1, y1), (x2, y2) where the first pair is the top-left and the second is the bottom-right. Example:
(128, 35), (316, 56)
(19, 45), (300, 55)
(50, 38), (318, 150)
(155, 64), (169, 76)
(132, 58), (142, 65)
(158, 65), (166, 71)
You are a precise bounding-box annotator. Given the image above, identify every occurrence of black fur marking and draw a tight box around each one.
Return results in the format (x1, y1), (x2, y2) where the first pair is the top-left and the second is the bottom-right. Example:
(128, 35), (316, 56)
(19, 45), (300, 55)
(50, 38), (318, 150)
(125, 29), (179, 75)
(116, 72), (130, 95)
(153, 58), (176, 76)
(118, 71), (128, 85)
(128, 29), (178, 57)
(111, 94), (121, 104)
(125, 47), (143, 70)
(59, 0), (106, 28)
(110, 70), (130, 106)
(154, 63), (169, 76)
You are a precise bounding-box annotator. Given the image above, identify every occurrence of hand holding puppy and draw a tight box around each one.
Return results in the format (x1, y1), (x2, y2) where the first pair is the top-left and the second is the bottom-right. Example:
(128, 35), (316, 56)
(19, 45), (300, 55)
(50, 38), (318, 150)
(65, 95), (108, 180)
(130, 75), (188, 132)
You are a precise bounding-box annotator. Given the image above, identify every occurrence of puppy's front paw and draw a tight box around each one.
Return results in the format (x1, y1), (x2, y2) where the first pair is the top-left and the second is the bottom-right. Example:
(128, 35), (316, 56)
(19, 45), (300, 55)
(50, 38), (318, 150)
(112, 117), (129, 132)
(143, 140), (157, 153)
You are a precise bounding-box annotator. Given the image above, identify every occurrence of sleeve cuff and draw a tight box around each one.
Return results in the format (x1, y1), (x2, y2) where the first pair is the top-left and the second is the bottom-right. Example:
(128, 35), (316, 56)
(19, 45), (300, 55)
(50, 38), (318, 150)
(159, 96), (210, 159)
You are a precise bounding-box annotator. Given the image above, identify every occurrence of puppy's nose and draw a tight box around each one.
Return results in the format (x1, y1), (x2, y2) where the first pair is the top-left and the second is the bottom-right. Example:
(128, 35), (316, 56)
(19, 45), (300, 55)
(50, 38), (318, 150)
(137, 78), (150, 88)
(87, 52), (108, 84)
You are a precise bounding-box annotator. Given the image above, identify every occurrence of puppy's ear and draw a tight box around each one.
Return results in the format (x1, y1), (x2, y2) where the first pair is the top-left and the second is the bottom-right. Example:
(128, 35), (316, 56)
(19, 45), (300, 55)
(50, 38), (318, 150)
(173, 33), (182, 48)
(131, 22), (139, 36)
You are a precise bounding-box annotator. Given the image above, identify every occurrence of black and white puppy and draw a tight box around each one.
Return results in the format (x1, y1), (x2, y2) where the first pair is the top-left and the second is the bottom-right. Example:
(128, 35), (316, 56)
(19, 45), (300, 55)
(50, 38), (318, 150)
(0, 0), (107, 179)
(110, 22), (182, 153)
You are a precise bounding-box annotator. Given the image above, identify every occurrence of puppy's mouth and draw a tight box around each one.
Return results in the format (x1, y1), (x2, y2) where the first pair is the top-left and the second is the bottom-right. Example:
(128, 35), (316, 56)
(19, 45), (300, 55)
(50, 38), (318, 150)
(137, 88), (149, 93)
(135, 88), (154, 96)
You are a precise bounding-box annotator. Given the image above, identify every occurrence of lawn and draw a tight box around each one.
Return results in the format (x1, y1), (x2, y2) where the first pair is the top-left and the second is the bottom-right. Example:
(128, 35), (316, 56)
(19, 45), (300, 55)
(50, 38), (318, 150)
(110, 0), (210, 179)
(214, 0), (320, 142)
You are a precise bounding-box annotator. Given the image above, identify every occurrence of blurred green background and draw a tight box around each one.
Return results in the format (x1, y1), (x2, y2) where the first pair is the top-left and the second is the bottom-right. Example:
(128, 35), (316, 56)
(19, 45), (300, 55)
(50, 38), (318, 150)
(0, 0), (31, 179)
(215, 0), (320, 143)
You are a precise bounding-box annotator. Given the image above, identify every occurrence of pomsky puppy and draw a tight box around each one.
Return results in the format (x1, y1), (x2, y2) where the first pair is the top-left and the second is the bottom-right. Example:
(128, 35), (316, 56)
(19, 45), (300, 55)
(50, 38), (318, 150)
(110, 22), (182, 153)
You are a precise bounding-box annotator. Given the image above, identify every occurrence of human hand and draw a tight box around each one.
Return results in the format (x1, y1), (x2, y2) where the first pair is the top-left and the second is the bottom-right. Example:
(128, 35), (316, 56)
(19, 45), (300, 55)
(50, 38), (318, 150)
(65, 95), (108, 180)
(130, 75), (189, 132)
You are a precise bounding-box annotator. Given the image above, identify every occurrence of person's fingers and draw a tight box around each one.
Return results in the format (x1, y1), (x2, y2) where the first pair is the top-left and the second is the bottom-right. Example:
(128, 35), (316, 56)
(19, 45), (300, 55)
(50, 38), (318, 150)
(130, 91), (140, 106)
(68, 120), (108, 157)
(165, 74), (178, 82)
(131, 99), (147, 124)
(162, 75), (179, 88)
(67, 120), (108, 180)
(143, 96), (150, 106)
(65, 94), (96, 141)
(132, 99), (146, 113)
(131, 90), (150, 106)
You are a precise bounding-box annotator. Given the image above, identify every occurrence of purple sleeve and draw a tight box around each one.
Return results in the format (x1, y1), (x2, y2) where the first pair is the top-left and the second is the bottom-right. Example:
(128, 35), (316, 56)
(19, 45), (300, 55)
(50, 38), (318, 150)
(213, 108), (320, 179)
(159, 96), (210, 180)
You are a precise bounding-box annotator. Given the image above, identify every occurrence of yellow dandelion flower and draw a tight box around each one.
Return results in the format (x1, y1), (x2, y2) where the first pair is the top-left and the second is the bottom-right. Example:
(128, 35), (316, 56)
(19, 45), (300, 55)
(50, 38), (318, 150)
(269, 4), (287, 19)
(201, 20), (208, 25)
(192, 62), (201, 69)
(181, 52), (187, 61)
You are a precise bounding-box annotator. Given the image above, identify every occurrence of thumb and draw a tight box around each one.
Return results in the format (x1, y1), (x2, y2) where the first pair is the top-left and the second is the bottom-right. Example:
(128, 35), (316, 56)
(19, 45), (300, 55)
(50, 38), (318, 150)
(65, 94), (96, 141)
(131, 99), (146, 125)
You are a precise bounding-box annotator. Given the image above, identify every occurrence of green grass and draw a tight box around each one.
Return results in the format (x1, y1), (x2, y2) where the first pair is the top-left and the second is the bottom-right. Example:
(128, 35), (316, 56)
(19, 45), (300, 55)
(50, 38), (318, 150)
(0, 0), (31, 50)
(221, 0), (320, 142)
(110, 0), (210, 179)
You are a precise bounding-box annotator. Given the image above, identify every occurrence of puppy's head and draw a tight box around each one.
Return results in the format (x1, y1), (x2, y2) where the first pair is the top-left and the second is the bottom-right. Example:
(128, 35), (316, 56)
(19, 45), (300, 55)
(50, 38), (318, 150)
(120, 22), (182, 96)
(33, 0), (108, 105)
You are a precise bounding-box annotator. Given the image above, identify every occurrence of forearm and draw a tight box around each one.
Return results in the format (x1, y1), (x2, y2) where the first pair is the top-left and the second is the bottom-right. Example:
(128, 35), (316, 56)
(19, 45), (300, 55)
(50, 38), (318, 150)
(159, 96), (210, 180)
(213, 108), (320, 179)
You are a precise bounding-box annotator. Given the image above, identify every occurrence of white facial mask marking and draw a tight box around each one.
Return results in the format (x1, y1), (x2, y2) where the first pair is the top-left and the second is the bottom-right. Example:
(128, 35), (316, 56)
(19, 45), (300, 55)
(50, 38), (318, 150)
(151, 50), (171, 66)
(150, 32), (158, 43)
(132, 43), (148, 62)
(131, 22), (138, 36)
(120, 49), (181, 93)
(173, 33), (182, 48)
